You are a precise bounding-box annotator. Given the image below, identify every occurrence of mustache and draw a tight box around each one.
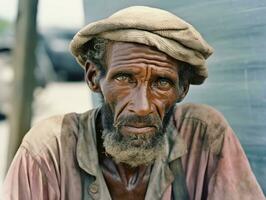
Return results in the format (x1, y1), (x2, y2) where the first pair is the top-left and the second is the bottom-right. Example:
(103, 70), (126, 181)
(113, 114), (162, 130)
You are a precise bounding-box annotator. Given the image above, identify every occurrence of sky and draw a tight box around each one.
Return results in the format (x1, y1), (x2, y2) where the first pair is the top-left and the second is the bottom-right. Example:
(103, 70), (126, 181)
(0, 0), (84, 28)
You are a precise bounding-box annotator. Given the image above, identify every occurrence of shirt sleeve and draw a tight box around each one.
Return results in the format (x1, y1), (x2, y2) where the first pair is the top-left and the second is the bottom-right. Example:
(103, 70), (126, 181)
(207, 126), (265, 199)
(3, 147), (59, 200)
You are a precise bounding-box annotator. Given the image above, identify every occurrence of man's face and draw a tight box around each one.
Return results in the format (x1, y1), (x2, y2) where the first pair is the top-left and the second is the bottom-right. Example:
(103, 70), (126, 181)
(97, 42), (183, 166)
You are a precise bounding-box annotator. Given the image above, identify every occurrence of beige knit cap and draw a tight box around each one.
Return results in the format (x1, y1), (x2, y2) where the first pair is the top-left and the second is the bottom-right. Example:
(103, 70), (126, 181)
(70, 6), (214, 84)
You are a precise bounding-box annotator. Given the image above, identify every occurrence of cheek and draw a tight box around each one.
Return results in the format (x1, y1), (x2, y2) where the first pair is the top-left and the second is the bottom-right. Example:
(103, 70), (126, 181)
(152, 89), (178, 118)
(101, 81), (131, 118)
(100, 82), (114, 104)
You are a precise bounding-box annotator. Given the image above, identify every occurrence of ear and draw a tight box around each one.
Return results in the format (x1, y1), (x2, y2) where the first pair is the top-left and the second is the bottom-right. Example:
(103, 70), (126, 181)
(85, 61), (101, 92)
(176, 81), (190, 102)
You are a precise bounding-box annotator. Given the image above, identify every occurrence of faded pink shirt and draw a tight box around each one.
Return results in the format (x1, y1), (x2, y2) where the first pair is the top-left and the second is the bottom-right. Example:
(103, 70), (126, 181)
(3, 103), (265, 199)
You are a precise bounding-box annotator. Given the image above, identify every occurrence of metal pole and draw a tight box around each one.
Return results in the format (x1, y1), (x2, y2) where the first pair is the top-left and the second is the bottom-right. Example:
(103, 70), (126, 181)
(6, 0), (39, 168)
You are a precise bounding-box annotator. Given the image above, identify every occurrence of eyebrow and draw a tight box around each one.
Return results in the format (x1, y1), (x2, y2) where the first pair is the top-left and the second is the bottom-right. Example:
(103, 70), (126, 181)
(107, 65), (178, 82)
(151, 67), (178, 81)
(106, 66), (138, 79)
(108, 65), (143, 72)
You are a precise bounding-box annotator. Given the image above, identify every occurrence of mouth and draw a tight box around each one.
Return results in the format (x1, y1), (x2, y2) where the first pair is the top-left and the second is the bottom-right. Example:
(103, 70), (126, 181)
(120, 124), (156, 136)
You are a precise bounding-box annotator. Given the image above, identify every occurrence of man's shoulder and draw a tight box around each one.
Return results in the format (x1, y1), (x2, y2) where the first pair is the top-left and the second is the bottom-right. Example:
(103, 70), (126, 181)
(175, 103), (228, 129)
(174, 103), (229, 154)
(21, 110), (95, 156)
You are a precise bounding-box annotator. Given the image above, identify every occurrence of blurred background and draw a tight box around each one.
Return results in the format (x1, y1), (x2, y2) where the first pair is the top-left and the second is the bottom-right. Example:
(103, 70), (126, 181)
(0, 0), (265, 196)
(0, 0), (90, 196)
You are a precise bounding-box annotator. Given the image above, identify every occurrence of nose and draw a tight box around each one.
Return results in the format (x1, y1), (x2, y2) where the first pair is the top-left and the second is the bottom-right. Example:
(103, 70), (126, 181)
(129, 86), (153, 116)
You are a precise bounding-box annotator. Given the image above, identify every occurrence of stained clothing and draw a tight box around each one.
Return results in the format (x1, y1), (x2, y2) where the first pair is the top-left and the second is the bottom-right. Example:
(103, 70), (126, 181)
(3, 103), (265, 200)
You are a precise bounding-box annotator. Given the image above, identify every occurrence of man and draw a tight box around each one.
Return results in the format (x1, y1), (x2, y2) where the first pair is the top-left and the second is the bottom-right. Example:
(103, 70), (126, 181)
(4, 6), (265, 200)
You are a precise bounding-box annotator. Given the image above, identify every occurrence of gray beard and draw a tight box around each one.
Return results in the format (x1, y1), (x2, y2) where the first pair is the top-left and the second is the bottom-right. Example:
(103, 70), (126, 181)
(99, 102), (174, 167)
(102, 128), (166, 167)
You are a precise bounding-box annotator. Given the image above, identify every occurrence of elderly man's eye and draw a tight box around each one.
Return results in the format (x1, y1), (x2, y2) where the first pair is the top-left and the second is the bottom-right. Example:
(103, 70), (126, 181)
(154, 78), (173, 90)
(114, 74), (132, 82)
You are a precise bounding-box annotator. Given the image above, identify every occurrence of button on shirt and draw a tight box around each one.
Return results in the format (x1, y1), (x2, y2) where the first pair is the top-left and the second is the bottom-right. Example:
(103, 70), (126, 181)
(3, 103), (265, 199)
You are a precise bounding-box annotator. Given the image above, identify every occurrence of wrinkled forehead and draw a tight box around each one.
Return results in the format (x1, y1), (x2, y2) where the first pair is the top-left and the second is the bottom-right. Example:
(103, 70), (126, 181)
(105, 42), (179, 68)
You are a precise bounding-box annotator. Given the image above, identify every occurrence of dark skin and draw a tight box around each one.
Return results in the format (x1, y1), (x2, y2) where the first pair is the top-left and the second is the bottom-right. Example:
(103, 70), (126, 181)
(86, 42), (189, 199)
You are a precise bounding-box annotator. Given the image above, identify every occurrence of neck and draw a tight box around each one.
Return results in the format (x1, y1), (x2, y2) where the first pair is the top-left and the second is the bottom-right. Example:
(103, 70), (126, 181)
(120, 163), (151, 184)
(101, 153), (152, 186)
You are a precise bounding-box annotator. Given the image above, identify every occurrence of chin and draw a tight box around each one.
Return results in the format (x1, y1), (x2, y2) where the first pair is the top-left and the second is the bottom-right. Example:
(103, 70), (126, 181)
(102, 128), (166, 167)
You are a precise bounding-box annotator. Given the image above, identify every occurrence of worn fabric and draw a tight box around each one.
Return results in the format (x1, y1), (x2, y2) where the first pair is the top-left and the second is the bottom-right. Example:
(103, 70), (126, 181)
(70, 6), (214, 85)
(3, 103), (265, 200)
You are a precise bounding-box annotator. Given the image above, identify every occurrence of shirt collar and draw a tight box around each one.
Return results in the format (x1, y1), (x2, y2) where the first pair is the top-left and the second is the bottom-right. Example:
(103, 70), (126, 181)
(164, 106), (188, 162)
(76, 107), (101, 176)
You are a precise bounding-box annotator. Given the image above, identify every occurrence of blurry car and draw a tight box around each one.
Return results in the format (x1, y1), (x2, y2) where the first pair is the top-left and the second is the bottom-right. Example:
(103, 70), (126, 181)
(41, 28), (84, 81)
(0, 27), (85, 118)
(0, 30), (56, 118)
